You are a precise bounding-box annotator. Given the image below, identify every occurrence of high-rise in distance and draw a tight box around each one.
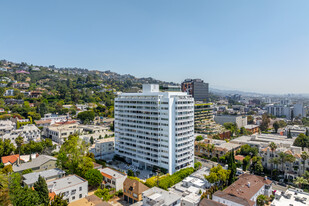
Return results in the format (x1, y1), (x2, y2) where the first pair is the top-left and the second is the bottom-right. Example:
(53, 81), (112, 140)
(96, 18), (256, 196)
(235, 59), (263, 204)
(181, 79), (209, 102)
(114, 84), (195, 174)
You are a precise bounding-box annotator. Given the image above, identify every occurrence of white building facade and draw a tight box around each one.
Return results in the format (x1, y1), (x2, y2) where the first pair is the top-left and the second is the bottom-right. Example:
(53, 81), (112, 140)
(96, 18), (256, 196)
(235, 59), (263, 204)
(115, 84), (195, 174)
(47, 175), (88, 203)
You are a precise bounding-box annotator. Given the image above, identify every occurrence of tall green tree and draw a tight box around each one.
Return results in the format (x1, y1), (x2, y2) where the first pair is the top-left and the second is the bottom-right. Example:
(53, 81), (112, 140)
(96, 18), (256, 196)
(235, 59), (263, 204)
(15, 136), (24, 165)
(260, 114), (270, 132)
(250, 156), (263, 175)
(287, 129), (292, 139)
(269, 142), (277, 179)
(273, 121), (279, 133)
(301, 151), (309, 174)
(228, 149), (236, 185)
(56, 134), (93, 177)
(77, 110), (95, 124)
(294, 177), (308, 189)
(33, 175), (49, 206)
(293, 133), (309, 150)
(85, 169), (103, 187)
(0, 173), (10, 206)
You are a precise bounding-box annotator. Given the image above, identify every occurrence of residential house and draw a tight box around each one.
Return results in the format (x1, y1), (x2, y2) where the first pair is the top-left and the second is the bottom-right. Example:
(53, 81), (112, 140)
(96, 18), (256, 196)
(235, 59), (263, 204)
(13, 155), (57, 173)
(23, 168), (65, 187)
(99, 167), (127, 191)
(47, 175), (88, 203)
(1, 154), (24, 166)
(169, 167), (211, 206)
(212, 174), (272, 206)
(12, 82), (30, 89)
(123, 178), (149, 204)
(4, 89), (14, 96)
(4, 99), (24, 105)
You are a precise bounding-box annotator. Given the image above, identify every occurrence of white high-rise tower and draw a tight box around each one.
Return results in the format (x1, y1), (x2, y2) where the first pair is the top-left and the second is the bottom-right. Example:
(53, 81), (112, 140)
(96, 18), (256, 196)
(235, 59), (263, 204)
(114, 84), (194, 174)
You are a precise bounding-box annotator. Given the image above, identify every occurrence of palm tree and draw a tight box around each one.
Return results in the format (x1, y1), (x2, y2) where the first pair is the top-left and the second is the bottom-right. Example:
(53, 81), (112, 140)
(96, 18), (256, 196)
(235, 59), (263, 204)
(15, 136), (24, 165)
(206, 144), (215, 158)
(269, 142), (277, 178)
(270, 157), (280, 170)
(285, 154), (296, 175)
(294, 177), (308, 189)
(301, 151), (309, 175)
(278, 152), (287, 173)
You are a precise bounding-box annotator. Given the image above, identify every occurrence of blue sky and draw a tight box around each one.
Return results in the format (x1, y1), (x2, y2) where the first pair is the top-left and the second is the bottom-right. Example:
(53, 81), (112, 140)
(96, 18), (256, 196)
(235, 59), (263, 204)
(1, 0), (309, 94)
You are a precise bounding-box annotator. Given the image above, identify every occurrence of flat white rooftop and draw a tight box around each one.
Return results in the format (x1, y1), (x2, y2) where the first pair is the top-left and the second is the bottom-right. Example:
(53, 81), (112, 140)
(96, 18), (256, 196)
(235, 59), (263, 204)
(271, 189), (309, 206)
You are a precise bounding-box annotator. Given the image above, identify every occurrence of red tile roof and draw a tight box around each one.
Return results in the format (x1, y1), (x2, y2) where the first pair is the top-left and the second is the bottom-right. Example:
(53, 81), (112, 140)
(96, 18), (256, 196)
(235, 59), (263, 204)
(235, 155), (245, 161)
(101, 172), (112, 179)
(1, 154), (22, 164)
(222, 174), (272, 205)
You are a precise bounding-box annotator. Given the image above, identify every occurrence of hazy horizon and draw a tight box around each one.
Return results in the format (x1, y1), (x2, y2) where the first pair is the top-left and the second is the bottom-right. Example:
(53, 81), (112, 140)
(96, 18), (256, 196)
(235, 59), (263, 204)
(1, 0), (309, 94)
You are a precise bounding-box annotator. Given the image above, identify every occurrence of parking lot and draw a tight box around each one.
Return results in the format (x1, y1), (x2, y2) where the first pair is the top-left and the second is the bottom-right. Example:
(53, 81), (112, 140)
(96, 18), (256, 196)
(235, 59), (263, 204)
(107, 160), (154, 181)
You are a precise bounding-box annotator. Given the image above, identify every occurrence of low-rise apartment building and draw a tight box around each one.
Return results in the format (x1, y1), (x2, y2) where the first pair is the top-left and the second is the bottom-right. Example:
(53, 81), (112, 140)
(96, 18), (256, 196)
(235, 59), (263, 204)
(2, 124), (41, 143)
(123, 178), (149, 204)
(41, 113), (69, 123)
(0, 120), (16, 135)
(47, 175), (88, 203)
(284, 125), (307, 137)
(260, 146), (309, 179)
(195, 138), (241, 160)
(13, 155), (57, 173)
(212, 174), (272, 206)
(44, 121), (81, 144)
(230, 134), (295, 150)
(44, 121), (112, 144)
(99, 167), (127, 191)
(90, 137), (115, 158)
(23, 168), (65, 187)
(244, 124), (259, 134)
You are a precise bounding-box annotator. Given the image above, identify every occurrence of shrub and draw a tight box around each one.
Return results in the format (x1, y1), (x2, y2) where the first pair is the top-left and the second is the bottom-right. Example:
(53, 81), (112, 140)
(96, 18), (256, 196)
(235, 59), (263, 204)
(158, 167), (194, 190)
(211, 157), (218, 162)
(195, 135), (203, 141)
(94, 188), (112, 201)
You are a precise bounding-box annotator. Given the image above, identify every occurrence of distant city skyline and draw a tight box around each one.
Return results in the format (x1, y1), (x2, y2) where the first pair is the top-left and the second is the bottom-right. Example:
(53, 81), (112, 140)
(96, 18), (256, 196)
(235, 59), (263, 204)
(1, 0), (309, 94)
